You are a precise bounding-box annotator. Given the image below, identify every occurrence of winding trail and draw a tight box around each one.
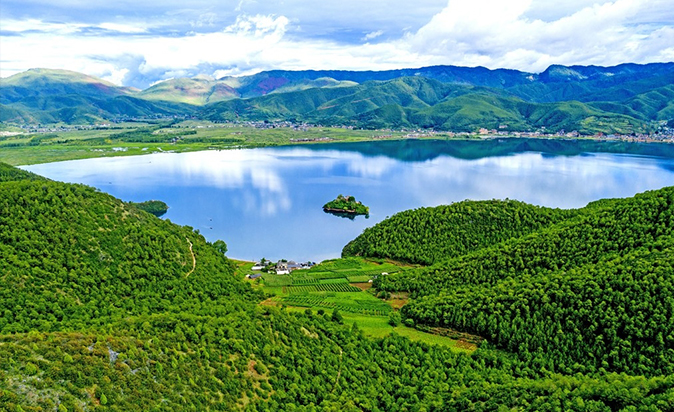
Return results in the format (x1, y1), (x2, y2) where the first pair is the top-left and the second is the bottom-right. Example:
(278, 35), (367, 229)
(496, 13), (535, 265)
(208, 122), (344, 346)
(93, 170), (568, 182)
(330, 347), (343, 394)
(185, 237), (196, 277)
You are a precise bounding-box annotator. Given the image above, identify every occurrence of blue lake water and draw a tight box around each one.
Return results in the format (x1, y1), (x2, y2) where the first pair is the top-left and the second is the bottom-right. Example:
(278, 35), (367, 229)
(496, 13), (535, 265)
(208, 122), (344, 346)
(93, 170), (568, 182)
(23, 139), (674, 262)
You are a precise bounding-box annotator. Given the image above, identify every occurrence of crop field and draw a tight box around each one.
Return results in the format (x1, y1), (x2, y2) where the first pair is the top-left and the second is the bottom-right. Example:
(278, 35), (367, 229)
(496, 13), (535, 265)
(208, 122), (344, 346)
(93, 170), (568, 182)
(260, 275), (293, 287)
(286, 283), (361, 293)
(256, 257), (408, 321)
(260, 257), (406, 292)
(291, 275), (347, 284)
(346, 275), (371, 282)
(281, 295), (392, 316)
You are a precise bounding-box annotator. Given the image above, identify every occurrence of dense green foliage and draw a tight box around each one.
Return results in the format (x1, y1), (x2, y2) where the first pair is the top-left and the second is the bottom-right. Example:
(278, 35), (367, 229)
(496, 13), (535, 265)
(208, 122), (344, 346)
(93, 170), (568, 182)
(0, 179), (256, 334)
(6, 313), (674, 412)
(0, 162), (44, 182)
(373, 187), (674, 377)
(3, 162), (674, 410)
(403, 246), (674, 376)
(343, 199), (575, 264)
(323, 194), (369, 216)
(128, 200), (169, 216)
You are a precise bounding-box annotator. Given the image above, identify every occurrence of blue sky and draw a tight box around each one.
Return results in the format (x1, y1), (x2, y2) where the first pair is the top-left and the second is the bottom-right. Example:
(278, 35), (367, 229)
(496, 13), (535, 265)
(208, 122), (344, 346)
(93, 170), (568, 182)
(1, 0), (673, 88)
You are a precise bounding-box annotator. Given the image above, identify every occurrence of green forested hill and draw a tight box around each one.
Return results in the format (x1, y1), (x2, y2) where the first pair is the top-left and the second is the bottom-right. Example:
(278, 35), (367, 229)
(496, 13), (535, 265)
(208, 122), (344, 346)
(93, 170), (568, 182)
(372, 187), (674, 377)
(0, 69), (135, 103)
(3, 162), (674, 410)
(0, 69), (196, 124)
(200, 77), (650, 134)
(0, 178), (257, 334)
(342, 199), (576, 264)
(0, 162), (45, 182)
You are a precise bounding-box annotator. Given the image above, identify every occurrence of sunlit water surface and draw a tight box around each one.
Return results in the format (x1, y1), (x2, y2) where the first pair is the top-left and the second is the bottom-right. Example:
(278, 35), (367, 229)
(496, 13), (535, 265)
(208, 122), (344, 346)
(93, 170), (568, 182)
(23, 139), (674, 262)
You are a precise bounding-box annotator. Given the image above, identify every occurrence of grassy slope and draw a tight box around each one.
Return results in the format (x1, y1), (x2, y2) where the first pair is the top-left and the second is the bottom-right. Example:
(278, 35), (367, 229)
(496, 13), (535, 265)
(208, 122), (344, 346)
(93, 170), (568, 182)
(138, 77), (240, 105)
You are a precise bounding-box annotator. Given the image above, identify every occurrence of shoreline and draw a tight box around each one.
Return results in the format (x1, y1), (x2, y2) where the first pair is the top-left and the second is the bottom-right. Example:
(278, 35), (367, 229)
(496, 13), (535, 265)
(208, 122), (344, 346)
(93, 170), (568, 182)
(5, 133), (674, 167)
(323, 207), (366, 215)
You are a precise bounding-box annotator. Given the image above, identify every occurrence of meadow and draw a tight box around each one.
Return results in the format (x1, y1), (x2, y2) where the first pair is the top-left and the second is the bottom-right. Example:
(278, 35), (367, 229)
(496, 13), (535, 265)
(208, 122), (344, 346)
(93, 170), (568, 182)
(0, 121), (415, 165)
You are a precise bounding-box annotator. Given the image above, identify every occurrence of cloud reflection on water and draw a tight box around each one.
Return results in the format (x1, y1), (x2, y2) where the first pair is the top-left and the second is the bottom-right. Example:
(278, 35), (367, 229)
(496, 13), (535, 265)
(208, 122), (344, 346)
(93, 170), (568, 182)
(22, 142), (674, 261)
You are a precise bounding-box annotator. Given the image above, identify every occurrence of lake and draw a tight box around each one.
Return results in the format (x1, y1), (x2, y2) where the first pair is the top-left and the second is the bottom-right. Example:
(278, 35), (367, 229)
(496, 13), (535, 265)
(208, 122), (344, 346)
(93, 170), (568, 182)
(23, 139), (674, 262)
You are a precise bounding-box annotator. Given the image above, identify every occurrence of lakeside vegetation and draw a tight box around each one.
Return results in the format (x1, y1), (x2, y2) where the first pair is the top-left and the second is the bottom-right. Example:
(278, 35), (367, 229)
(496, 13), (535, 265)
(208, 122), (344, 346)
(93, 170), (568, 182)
(0, 122), (414, 166)
(2, 160), (674, 410)
(343, 199), (576, 264)
(1, 121), (672, 169)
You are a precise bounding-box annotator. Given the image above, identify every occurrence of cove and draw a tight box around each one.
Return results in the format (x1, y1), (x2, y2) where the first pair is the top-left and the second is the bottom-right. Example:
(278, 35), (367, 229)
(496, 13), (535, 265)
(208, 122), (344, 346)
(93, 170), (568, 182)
(22, 139), (674, 262)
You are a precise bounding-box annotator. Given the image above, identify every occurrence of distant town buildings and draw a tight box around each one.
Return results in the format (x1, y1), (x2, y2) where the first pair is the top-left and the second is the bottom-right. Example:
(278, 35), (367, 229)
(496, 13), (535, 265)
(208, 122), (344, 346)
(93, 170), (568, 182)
(10, 119), (674, 143)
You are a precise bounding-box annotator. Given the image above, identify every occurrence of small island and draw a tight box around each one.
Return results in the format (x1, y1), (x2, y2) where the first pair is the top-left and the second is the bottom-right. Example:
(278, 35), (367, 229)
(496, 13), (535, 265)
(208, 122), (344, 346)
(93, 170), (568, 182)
(323, 194), (369, 218)
(129, 200), (169, 217)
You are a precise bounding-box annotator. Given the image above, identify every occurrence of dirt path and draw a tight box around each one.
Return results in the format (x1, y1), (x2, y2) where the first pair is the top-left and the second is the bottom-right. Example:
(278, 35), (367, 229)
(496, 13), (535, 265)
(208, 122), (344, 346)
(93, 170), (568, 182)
(185, 237), (196, 277)
(330, 347), (343, 394)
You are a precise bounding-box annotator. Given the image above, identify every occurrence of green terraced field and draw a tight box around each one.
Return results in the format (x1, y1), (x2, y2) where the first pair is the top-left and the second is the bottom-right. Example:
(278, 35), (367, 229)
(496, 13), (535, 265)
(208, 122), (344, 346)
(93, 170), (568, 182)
(259, 257), (406, 321)
(286, 283), (361, 293)
(291, 276), (349, 285)
(281, 295), (392, 316)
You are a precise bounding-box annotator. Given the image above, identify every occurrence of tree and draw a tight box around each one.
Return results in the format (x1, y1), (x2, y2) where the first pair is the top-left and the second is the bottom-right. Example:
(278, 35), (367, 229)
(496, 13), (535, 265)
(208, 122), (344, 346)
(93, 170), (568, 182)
(213, 240), (228, 255)
(388, 312), (401, 327)
(331, 309), (343, 324)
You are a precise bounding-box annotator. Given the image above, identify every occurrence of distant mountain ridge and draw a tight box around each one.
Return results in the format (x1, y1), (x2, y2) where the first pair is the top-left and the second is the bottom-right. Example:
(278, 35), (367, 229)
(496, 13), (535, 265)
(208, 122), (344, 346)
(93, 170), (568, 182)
(1, 63), (672, 133)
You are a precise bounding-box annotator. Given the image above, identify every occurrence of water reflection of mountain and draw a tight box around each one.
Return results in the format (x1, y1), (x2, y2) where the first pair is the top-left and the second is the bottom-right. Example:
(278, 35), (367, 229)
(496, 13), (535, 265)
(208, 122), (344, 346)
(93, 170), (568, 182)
(286, 138), (674, 162)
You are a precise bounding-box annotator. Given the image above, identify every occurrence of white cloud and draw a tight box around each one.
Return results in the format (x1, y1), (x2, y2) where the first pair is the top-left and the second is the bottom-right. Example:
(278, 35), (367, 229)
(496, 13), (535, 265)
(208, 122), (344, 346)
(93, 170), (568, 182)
(98, 22), (147, 33)
(190, 12), (217, 28)
(225, 14), (290, 37)
(1, 18), (87, 34)
(401, 0), (674, 71)
(362, 30), (384, 42)
(0, 0), (672, 86)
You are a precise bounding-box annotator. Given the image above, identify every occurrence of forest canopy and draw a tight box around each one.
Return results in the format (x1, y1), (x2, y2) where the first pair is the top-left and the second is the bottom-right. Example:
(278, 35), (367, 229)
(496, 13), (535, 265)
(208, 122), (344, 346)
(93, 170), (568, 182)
(2, 161), (674, 411)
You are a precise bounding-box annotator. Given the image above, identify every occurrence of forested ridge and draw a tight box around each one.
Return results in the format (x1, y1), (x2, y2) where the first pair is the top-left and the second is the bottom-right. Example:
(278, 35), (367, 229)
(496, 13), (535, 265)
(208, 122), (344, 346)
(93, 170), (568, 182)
(0, 162), (44, 182)
(343, 199), (576, 264)
(373, 187), (674, 377)
(0, 178), (257, 334)
(2, 161), (674, 411)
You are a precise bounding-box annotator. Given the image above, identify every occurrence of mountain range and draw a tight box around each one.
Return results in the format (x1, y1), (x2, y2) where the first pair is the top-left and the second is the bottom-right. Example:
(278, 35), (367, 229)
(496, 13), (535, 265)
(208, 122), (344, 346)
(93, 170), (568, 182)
(1, 63), (672, 134)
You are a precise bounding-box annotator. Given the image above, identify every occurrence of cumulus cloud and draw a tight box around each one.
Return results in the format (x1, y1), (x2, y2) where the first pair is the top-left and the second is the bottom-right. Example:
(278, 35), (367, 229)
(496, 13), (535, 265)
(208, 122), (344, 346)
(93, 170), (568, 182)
(0, 0), (671, 87)
(402, 0), (674, 71)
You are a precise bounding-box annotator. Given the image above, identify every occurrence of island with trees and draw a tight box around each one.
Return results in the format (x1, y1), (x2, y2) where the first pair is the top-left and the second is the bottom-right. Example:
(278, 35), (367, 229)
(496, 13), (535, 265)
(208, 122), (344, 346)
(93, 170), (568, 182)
(128, 200), (169, 216)
(323, 194), (369, 217)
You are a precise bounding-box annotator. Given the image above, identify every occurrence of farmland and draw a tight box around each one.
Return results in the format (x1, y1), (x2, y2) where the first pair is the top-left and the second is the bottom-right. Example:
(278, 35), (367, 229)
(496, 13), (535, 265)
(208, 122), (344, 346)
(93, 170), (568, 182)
(247, 256), (465, 347)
